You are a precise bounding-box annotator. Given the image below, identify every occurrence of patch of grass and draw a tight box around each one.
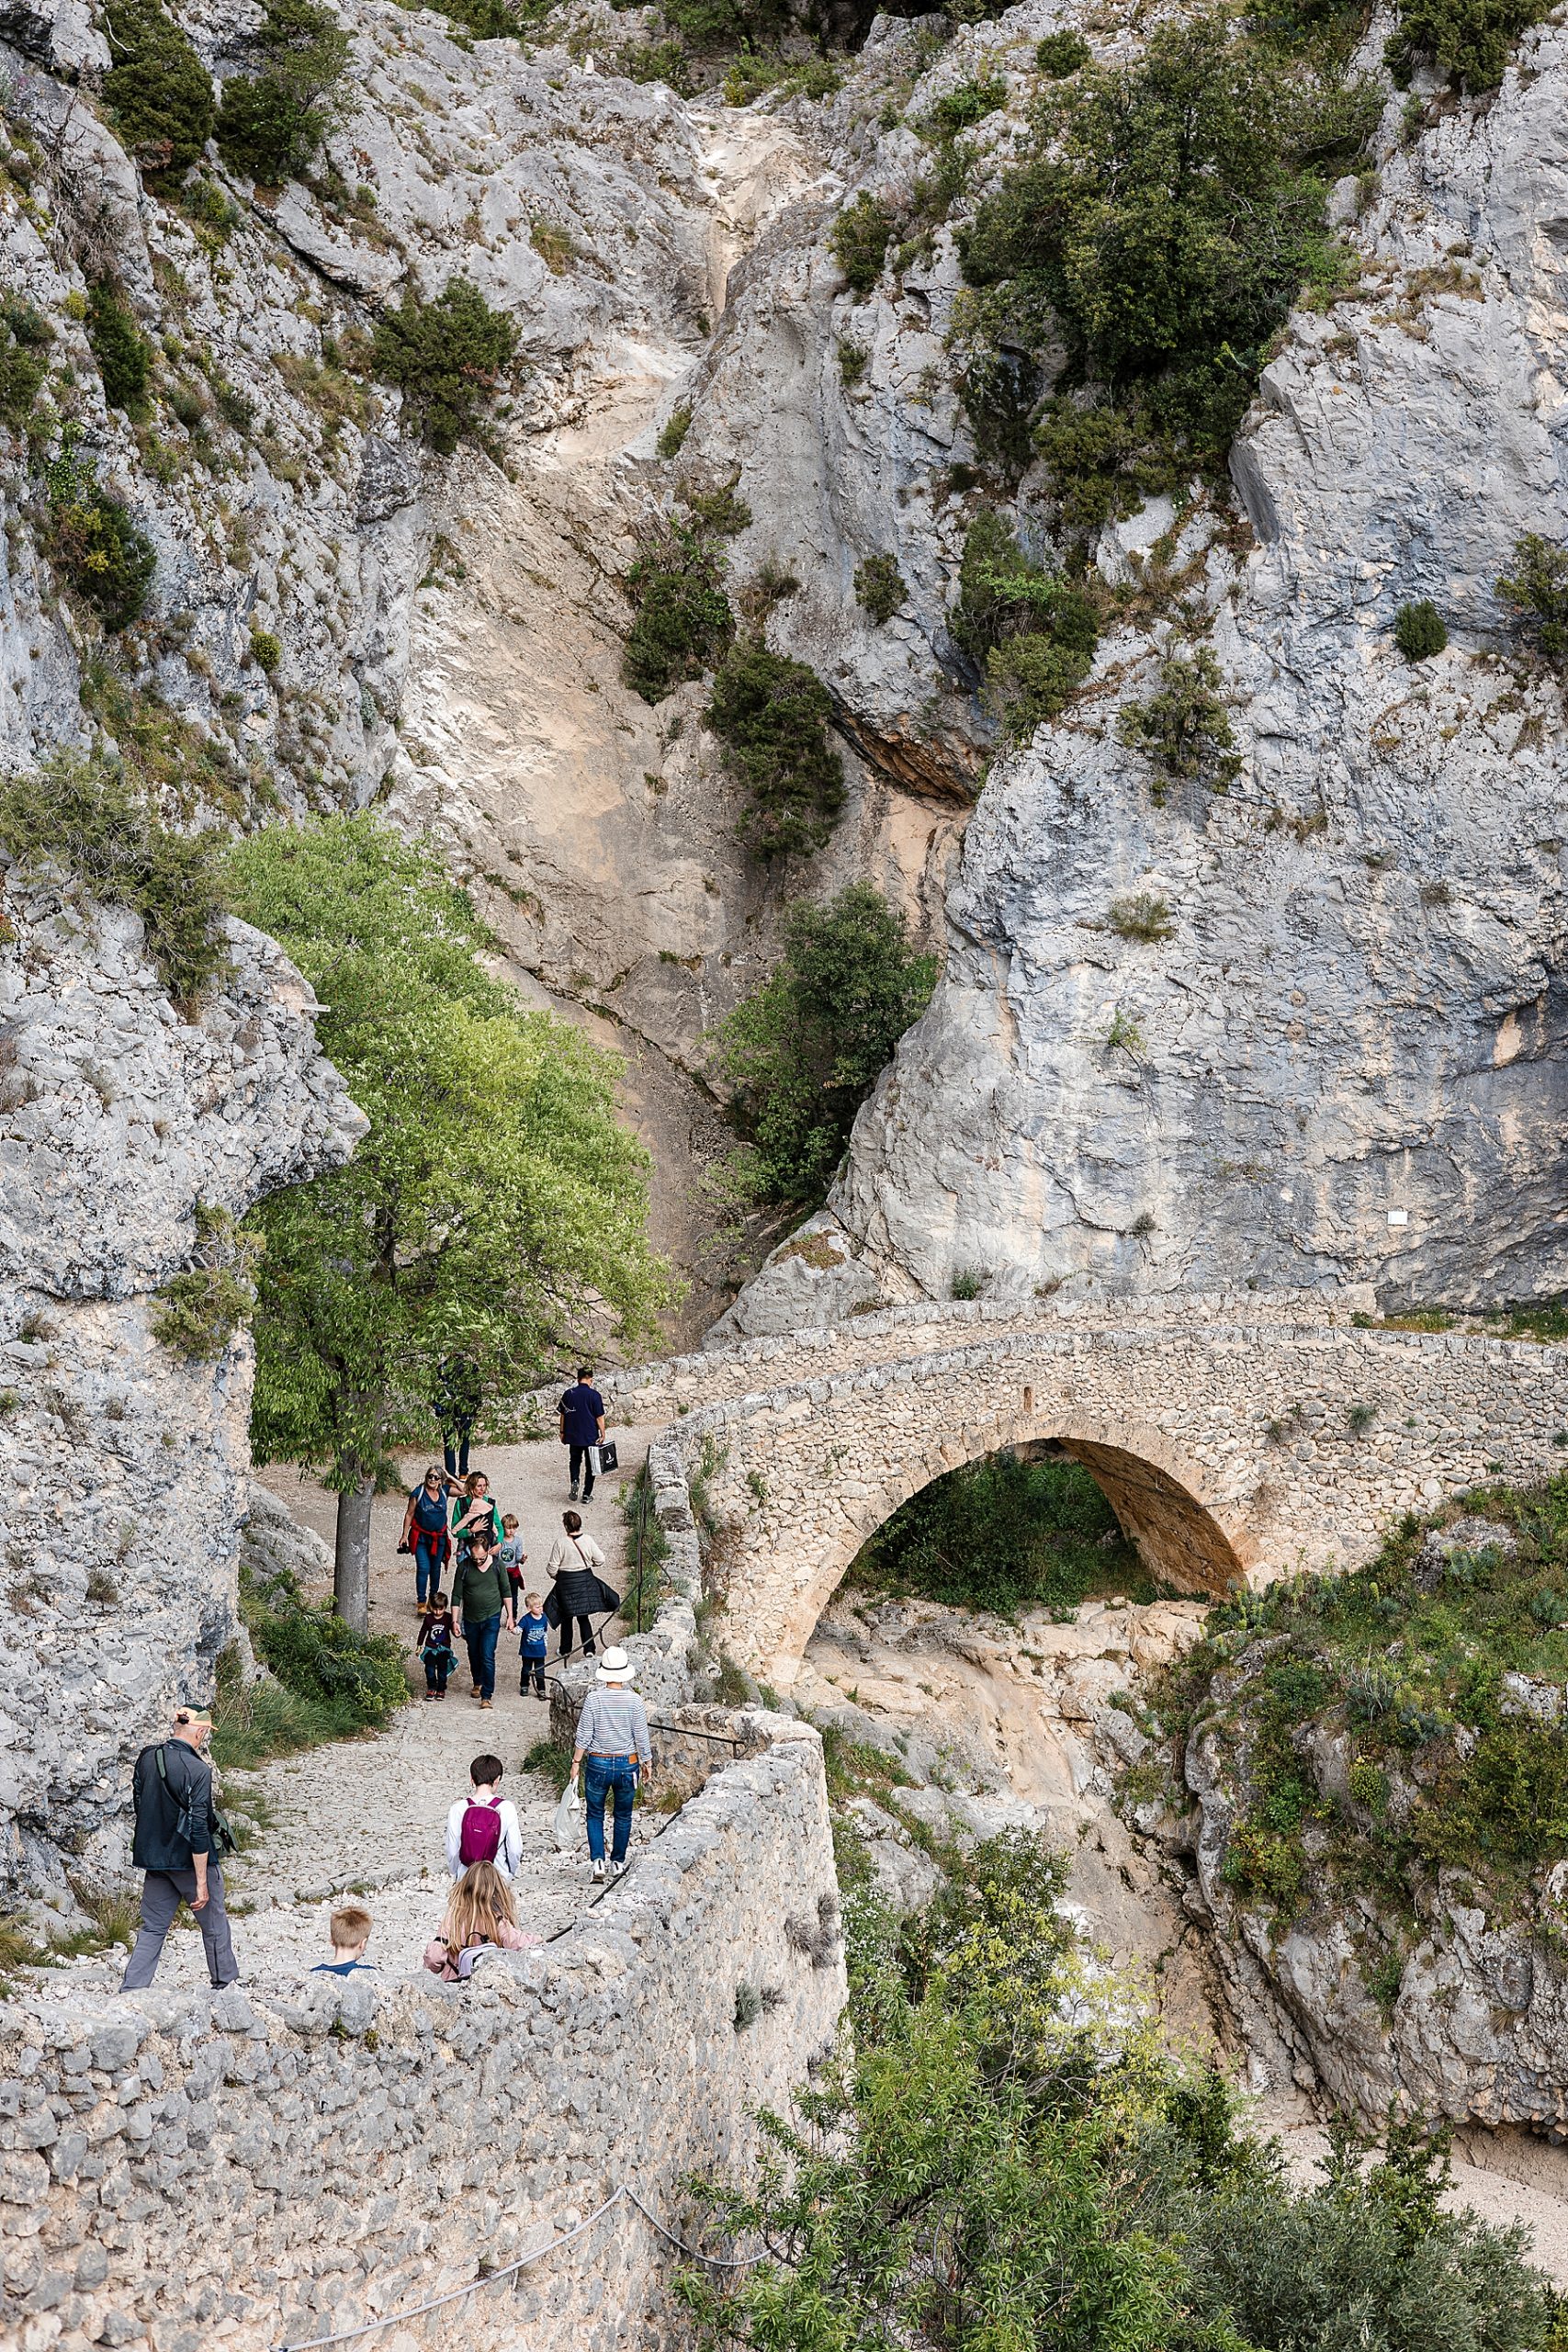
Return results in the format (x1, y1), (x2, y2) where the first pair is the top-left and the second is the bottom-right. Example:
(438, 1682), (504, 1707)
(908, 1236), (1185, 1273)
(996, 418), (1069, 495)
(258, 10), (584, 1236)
(921, 74), (1007, 138)
(1142, 1476), (1568, 1930)
(43, 424), (156, 633)
(705, 640), (845, 858)
(847, 1449), (1150, 1619)
(522, 1736), (573, 1792)
(1107, 892), (1174, 943)
(370, 277), (516, 455)
(530, 217), (577, 275)
(213, 1566), (409, 1771)
(950, 1267), (986, 1301)
(1385, 0), (1542, 89)
(0, 754), (229, 1006)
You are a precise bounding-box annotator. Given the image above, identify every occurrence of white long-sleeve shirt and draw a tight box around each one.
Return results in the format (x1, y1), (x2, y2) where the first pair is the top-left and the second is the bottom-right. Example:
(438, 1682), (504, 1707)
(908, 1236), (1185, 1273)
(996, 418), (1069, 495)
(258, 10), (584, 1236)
(446, 1793), (524, 1883)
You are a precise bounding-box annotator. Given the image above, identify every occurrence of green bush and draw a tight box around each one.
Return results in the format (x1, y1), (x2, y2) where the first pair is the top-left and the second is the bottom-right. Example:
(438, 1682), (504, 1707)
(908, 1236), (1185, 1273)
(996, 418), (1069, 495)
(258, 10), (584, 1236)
(709, 882), (935, 1205)
(1496, 534), (1568, 662)
(853, 552), (904, 625)
(1385, 0), (1542, 88)
(219, 1565), (407, 1767)
(216, 0), (351, 184)
(249, 627), (282, 674)
(0, 754), (229, 1005)
(953, 509), (1099, 735)
(829, 191), (895, 296)
(103, 0), (215, 176)
(656, 403), (693, 458)
(43, 427), (157, 634)
(370, 277), (516, 454)
(958, 16), (1371, 529)
(620, 38), (694, 92)
(1117, 645), (1241, 801)
(922, 74), (1007, 136)
(151, 1205), (261, 1357)
(0, 297), (52, 434)
(86, 283), (152, 418)
(705, 640), (845, 858)
(848, 1449), (1147, 1616)
(1035, 28), (1090, 74)
(1394, 598), (1448, 660)
(623, 514), (735, 702)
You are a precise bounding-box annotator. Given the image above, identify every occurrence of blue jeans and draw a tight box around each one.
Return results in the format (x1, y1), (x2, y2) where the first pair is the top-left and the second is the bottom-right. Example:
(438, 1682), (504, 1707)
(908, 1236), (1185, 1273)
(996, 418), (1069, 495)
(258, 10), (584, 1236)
(413, 1532), (446, 1606)
(583, 1755), (637, 1864)
(463, 1613), (500, 1700)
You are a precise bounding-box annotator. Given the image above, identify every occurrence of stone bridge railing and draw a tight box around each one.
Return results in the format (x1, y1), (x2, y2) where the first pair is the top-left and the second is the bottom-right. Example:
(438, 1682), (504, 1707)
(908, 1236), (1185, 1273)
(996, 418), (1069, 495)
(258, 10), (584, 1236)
(599, 1298), (1567, 1685)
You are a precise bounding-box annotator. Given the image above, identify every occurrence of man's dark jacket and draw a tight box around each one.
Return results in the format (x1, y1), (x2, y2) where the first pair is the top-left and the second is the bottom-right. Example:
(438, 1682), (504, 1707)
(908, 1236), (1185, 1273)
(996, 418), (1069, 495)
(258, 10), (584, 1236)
(131, 1739), (214, 1871)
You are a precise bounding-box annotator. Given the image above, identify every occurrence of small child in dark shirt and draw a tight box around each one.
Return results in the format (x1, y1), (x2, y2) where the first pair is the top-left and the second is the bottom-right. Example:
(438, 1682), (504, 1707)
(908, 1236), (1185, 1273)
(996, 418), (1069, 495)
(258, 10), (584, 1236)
(417, 1591), (457, 1701)
(518, 1591), (548, 1699)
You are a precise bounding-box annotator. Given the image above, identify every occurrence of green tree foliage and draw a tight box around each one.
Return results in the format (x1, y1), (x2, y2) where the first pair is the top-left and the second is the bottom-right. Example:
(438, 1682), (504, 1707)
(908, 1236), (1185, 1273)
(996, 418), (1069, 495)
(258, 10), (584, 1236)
(151, 1205), (262, 1358)
(1496, 534), (1568, 662)
(225, 815), (673, 1624)
(0, 297), (53, 434)
(922, 73), (1008, 136)
(1385, 0), (1542, 89)
(102, 0), (215, 176)
(1036, 27), (1090, 74)
(849, 1449), (1147, 1615)
(853, 552), (904, 625)
(216, 0), (352, 184)
(0, 755), (229, 1005)
(959, 15), (1371, 528)
(623, 513), (735, 702)
(682, 1834), (1553, 2352)
(43, 426), (156, 633)
(369, 276), (517, 454)
(705, 641), (845, 859)
(86, 283), (152, 418)
(953, 508), (1100, 740)
(1394, 598), (1448, 660)
(710, 883), (935, 1205)
(1117, 644), (1242, 801)
(829, 191), (895, 296)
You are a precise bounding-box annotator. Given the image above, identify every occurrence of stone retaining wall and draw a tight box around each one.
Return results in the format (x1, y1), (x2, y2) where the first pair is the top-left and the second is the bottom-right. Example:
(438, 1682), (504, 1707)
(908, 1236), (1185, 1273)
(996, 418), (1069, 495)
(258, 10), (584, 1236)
(0, 1724), (843, 2352)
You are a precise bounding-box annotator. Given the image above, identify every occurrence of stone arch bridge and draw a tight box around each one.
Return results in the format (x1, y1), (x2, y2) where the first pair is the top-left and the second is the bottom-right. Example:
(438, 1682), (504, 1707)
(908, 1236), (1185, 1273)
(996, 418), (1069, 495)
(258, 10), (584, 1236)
(612, 1292), (1568, 1686)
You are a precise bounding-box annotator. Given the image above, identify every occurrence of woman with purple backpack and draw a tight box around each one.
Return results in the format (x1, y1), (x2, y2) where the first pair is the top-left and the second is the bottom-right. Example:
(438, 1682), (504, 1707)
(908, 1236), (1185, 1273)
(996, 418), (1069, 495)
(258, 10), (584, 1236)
(445, 1753), (523, 1882)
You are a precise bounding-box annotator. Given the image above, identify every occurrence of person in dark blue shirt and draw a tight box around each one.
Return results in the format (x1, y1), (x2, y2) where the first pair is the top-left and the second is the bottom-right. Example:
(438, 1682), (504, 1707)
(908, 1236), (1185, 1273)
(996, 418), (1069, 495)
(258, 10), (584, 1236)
(558, 1366), (606, 1503)
(310, 1903), (376, 1974)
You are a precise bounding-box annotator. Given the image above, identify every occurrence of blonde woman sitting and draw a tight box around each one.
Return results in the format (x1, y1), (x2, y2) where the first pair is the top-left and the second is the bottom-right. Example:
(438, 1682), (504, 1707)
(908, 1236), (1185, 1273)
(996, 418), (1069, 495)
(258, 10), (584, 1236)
(423, 1859), (537, 1981)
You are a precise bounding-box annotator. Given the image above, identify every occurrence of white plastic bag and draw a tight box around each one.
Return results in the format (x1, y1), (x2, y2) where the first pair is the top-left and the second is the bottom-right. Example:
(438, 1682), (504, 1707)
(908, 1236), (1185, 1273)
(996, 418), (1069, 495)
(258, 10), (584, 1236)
(553, 1778), (582, 1852)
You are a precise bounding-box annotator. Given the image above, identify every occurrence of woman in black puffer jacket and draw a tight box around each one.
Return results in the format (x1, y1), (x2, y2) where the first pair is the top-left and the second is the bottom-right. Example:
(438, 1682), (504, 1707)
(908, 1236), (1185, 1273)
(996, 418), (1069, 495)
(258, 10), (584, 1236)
(545, 1510), (615, 1658)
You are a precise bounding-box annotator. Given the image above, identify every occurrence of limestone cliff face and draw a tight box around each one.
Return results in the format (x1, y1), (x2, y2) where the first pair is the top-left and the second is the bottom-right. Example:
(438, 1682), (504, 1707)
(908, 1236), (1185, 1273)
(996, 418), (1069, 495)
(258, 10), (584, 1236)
(715, 17), (1568, 1332)
(0, 867), (361, 1896)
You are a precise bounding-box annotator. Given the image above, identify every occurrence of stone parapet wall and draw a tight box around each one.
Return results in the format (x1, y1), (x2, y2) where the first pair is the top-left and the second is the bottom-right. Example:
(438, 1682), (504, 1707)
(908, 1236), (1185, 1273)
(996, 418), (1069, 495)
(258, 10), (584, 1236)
(0, 1724), (843, 2352)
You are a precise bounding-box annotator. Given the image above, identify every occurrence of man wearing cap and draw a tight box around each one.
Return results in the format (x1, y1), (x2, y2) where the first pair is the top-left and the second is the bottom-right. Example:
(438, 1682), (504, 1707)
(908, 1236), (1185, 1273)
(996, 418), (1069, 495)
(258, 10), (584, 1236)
(570, 1649), (653, 1883)
(121, 1705), (240, 1990)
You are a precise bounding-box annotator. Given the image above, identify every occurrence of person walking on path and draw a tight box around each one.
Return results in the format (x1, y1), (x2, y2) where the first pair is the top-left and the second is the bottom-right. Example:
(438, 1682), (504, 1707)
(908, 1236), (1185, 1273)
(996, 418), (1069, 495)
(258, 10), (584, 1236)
(545, 1510), (613, 1660)
(570, 1648), (653, 1883)
(518, 1592), (548, 1699)
(454, 1533), (513, 1708)
(121, 1705), (239, 1990)
(558, 1366), (606, 1503)
(452, 1471), (503, 1565)
(446, 1752), (524, 1881)
(416, 1589), (457, 1701)
(401, 1466), (453, 1610)
(423, 1860), (537, 1980)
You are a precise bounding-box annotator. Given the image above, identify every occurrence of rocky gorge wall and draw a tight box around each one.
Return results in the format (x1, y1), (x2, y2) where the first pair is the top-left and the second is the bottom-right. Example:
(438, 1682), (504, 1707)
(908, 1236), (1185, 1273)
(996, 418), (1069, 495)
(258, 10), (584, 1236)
(0, 1723), (845, 2352)
(0, 865), (361, 1902)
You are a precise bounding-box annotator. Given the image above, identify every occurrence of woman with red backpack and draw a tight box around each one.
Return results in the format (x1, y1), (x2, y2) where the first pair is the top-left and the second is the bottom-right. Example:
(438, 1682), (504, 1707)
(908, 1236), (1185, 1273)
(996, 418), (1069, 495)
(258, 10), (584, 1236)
(444, 1753), (523, 1883)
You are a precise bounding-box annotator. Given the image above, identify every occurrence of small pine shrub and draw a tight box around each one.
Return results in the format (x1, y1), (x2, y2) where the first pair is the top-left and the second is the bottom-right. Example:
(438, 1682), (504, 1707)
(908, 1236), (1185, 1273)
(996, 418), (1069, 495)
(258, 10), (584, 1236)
(922, 75), (1008, 137)
(953, 509), (1099, 737)
(1035, 28), (1090, 74)
(950, 1266), (985, 1300)
(1117, 646), (1241, 802)
(623, 515), (734, 703)
(1496, 533), (1568, 662)
(0, 297), (52, 434)
(656, 403), (693, 458)
(837, 339), (868, 388)
(43, 427), (156, 633)
(249, 627), (282, 674)
(216, 0), (352, 184)
(103, 0), (215, 175)
(1384, 0), (1542, 89)
(0, 755), (229, 1005)
(1393, 598), (1447, 660)
(371, 277), (517, 454)
(705, 641), (845, 858)
(1107, 891), (1173, 942)
(854, 553), (904, 625)
(151, 1205), (261, 1357)
(829, 192), (894, 297)
(984, 631), (1093, 742)
(86, 283), (152, 419)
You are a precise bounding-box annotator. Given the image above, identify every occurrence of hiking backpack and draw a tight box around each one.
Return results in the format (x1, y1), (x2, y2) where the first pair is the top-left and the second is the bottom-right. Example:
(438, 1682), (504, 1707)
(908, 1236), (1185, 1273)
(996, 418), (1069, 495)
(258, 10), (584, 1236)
(458, 1796), (503, 1867)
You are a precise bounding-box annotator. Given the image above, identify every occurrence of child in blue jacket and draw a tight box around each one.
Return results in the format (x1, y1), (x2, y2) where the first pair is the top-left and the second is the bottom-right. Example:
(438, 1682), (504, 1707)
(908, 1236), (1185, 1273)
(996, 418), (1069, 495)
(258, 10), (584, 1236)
(519, 1592), (548, 1699)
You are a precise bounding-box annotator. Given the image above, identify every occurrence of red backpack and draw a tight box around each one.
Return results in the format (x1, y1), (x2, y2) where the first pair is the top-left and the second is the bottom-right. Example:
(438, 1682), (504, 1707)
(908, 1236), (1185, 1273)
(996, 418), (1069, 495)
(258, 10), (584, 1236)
(458, 1795), (503, 1867)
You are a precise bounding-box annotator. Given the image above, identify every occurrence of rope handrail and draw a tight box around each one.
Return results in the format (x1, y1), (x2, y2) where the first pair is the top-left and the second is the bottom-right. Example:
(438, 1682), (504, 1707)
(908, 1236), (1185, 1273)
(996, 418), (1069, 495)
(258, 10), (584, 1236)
(270, 2181), (762, 2352)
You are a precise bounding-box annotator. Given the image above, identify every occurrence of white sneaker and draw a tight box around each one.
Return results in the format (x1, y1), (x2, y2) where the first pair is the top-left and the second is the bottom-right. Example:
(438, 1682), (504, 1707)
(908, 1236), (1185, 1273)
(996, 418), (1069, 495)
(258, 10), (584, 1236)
(611, 1860), (629, 1879)
(591, 1860), (606, 1883)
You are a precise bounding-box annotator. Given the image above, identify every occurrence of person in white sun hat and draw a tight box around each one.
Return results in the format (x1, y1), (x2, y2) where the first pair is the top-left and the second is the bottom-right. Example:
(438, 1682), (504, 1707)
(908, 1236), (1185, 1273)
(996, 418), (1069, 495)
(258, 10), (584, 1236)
(570, 1647), (653, 1882)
